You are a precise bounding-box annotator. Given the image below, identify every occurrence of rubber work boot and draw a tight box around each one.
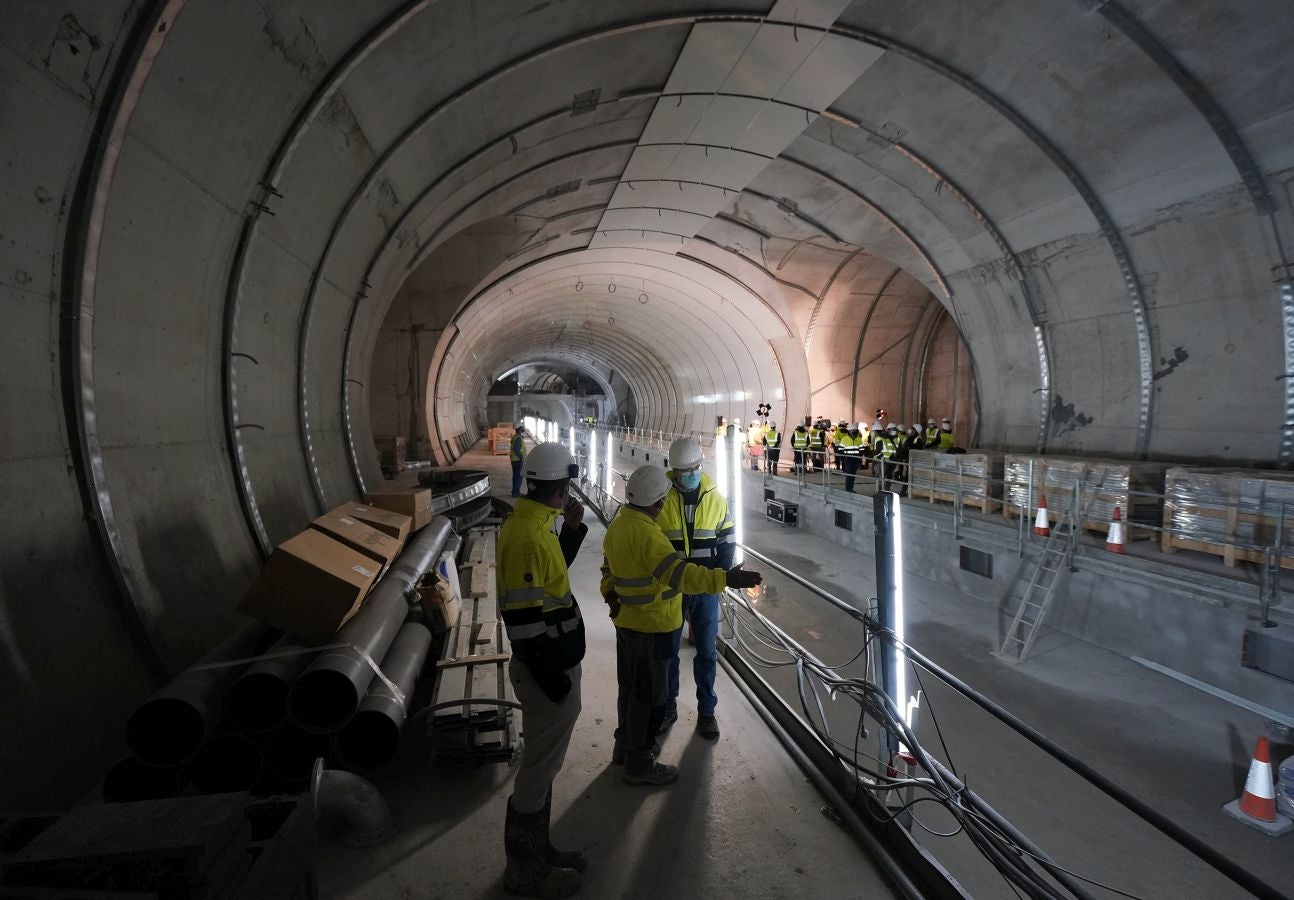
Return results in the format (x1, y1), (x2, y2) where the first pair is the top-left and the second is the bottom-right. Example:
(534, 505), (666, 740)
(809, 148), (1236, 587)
(503, 798), (580, 898)
(623, 762), (678, 786)
(697, 715), (720, 741)
(542, 789), (586, 873)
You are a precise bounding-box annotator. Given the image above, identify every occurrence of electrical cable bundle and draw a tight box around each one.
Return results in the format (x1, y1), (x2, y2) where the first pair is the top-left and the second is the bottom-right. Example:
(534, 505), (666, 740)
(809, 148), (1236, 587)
(721, 588), (1148, 900)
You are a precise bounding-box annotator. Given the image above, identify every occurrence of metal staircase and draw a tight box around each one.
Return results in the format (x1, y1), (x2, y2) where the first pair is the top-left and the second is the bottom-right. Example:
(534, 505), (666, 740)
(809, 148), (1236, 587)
(1001, 467), (1104, 661)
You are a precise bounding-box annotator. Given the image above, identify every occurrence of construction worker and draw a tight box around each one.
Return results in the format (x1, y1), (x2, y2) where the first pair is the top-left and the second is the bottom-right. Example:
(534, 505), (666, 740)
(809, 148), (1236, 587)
(807, 419), (825, 473)
(791, 423), (809, 473)
(497, 443), (587, 898)
(874, 423), (899, 491)
(746, 419), (762, 471)
(923, 418), (940, 448)
(938, 418), (957, 451)
(715, 416), (728, 440)
(763, 422), (782, 475)
(838, 424), (865, 492)
(832, 420), (847, 471)
(509, 427), (528, 498)
(657, 438), (734, 742)
(601, 466), (762, 785)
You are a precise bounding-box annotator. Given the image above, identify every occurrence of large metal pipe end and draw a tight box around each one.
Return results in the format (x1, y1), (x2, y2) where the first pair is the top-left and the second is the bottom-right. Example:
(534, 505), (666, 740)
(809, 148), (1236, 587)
(103, 757), (182, 803)
(266, 725), (333, 787)
(126, 697), (208, 766)
(287, 668), (361, 733)
(228, 671), (292, 733)
(190, 733), (264, 794)
(335, 710), (401, 771)
(312, 761), (396, 848)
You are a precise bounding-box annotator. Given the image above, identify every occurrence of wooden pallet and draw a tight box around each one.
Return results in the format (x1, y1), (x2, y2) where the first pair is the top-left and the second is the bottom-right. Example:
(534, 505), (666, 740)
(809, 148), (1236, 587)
(908, 486), (999, 515)
(428, 527), (519, 765)
(1161, 469), (1294, 569)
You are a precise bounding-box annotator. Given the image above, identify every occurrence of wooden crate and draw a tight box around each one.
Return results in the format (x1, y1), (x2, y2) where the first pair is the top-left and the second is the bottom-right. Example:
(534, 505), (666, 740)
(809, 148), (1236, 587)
(1161, 468), (1294, 568)
(1001, 455), (1168, 537)
(907, 450), (1002, 515)
(488, 426), (515, 456)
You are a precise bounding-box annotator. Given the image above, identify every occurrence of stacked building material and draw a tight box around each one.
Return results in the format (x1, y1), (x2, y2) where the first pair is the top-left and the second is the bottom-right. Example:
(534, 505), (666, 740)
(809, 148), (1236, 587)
(1003, 455), (1169, 534)
(428, 527), (519, 766)
(0, 792), (316, 898)
(1163, 468), (1294, 568)
(907, 450), (1003, 514)
(108, 514), (462, 803)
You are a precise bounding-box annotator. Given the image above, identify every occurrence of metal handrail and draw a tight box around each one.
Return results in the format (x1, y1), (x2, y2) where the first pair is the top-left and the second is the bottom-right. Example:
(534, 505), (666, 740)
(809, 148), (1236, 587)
(738, 546), (1286, 900)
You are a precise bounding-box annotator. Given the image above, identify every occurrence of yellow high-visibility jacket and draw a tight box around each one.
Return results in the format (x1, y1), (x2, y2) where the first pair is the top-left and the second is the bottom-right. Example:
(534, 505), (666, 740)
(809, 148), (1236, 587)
(601, 507), (726, 633)
(497, 498), (586, 690)
(509, 432), (525, 462)
(792, 428), (809, 449)
(657, 471), (735, 572)
(938, 430), (956, 450)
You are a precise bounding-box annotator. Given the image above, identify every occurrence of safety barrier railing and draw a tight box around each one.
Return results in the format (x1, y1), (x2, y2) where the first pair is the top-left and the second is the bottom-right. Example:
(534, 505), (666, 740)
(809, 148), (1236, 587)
(571, 426), (1294, 604)
(721, 545), (1286, 900)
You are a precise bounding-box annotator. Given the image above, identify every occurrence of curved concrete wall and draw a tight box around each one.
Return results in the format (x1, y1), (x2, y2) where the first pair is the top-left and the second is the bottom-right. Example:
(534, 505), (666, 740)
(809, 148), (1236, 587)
(2, 0), (1291, 806)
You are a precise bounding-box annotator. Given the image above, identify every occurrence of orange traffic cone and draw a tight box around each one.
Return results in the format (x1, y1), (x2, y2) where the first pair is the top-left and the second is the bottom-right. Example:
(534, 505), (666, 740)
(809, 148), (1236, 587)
(1033, 496), (1050, 536)
(1105, 506), (1125, 554)
(1223, 737), (1294, 835)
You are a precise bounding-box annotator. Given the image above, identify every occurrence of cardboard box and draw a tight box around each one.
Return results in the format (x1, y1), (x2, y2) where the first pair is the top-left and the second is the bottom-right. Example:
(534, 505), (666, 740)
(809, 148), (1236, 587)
(239, 530), (380, 645)
(328, 501), (411, 545)
(417, 572), (460, 635)
(374, 435), (407, 473)
(309, 513), (402, 574)
(366, 487), (433, 530)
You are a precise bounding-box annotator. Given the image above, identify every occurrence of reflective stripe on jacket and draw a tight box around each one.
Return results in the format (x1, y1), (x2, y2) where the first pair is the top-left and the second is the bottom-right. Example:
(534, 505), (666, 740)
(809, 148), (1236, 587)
(763, 429), (780, 447)
(600, 507), (727, 633)
(938, 431), (956, 450)
(497, 497), (585, 666)
(657, 471), (735, 570)
(791, 429), (809, 449)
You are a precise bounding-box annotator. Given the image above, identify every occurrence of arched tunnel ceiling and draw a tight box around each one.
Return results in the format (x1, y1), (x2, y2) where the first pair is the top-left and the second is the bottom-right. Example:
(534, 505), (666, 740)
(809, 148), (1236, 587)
(5, 3), (1294, 794)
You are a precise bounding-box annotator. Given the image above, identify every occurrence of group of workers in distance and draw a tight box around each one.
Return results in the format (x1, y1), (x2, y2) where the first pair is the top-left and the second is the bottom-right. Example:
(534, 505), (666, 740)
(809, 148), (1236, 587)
(496, 437), (761, 898)
(716, 410), (958, 494)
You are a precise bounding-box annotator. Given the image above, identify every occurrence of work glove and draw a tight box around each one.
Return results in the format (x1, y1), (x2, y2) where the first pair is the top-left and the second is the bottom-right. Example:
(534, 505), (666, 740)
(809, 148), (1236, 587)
(725, 565), (762, 590)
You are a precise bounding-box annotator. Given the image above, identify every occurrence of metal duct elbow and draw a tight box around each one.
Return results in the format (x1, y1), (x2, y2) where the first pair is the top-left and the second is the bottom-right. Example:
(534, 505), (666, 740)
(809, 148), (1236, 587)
(312, 761), (396, 848)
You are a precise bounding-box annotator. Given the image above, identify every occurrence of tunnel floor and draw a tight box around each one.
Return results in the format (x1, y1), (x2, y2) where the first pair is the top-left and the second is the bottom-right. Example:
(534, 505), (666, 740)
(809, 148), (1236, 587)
(321, 442), (1292, 898)
(316, 446), (895, 899)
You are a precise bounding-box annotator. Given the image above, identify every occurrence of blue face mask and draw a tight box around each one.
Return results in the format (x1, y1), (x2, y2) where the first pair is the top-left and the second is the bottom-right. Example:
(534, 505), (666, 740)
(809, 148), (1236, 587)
(676, 469), (702, 491)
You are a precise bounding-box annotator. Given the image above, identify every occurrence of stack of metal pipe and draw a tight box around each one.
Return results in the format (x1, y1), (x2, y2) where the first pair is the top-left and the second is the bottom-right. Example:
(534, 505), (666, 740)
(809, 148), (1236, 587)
(106, 510), (463, 802)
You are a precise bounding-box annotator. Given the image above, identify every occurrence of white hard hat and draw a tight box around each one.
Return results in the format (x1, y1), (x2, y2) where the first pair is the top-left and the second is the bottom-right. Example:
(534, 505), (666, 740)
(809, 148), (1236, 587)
(942, 418), (952, 425)
(524, 442), (577, 480)
(857, 423), (866, 431)
(889, 422), (901, 431)
(927, 418), (937, 426)
(626, 465), (670, 506)
(668, 437), (703, 469)
(770, 423), (777, 430)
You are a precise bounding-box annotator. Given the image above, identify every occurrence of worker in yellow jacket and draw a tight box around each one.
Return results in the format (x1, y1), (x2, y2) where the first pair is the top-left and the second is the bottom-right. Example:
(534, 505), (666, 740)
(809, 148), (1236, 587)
(497, 443), (586, 898)
(657, 438), (734, 741)
(601, 465), (761, 785)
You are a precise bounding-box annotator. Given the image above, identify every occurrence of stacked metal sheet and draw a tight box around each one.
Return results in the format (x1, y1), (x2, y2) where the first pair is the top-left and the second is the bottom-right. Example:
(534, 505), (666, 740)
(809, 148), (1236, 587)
(907, 450), (1003, 512)
(1003, 455), (1169, 530)
(1163, 468), (1294, 564)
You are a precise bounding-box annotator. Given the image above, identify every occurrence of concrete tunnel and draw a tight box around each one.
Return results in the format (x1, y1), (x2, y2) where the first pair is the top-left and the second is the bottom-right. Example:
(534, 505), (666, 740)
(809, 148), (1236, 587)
(3, 0), (1294, 879)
